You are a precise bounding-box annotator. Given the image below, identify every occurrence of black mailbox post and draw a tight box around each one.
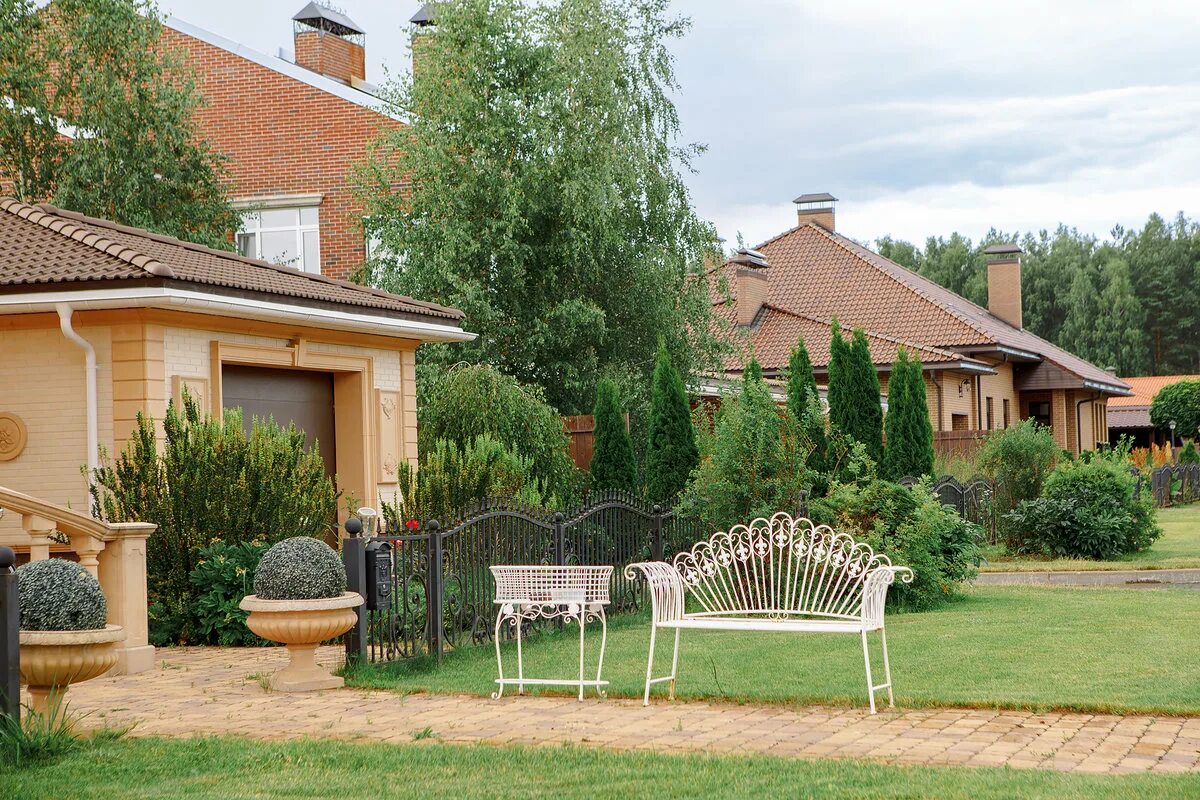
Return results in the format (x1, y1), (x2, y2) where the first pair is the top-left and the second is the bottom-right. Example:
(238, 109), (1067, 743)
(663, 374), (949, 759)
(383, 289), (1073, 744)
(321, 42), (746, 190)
(1, 545), (18, 724)
(364, 541), (393, 611)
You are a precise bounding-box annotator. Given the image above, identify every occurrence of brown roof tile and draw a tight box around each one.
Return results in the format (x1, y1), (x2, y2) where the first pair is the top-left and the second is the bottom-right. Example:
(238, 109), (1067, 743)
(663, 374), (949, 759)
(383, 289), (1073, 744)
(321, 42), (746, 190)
(0, 199), (465, 322)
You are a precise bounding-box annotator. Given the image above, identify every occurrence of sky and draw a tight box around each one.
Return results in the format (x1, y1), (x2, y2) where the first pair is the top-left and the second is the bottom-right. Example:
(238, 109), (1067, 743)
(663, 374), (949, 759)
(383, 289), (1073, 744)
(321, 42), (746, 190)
(162, 0), (1200, 249)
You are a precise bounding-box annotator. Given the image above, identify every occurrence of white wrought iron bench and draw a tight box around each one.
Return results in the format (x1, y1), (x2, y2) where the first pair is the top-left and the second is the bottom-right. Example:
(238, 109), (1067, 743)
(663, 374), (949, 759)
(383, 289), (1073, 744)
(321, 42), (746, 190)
(625, 513), (913, 713)
(490, 565), (612, 701)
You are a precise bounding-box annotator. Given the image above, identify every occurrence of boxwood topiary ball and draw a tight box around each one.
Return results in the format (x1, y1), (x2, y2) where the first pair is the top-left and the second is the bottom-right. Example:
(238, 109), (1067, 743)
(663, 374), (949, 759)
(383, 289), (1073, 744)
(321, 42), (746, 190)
(16, 558), (108, 631)
(253, 536), (346, 600)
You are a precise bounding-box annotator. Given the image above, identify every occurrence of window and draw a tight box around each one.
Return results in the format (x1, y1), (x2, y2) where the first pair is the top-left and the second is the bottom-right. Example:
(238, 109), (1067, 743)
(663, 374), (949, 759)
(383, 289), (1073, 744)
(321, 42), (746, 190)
(985, 397), (994, 430)
(237, 207), (320, 273)
(1002, 398), (1011, 428)
(1028, 401), (1051, 427)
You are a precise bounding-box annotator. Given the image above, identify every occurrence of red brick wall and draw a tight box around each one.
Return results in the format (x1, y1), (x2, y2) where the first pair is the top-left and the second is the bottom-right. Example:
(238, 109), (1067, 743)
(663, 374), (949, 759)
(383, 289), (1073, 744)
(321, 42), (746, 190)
(164, 25), (402, 281)
(294, 31), (365, 84)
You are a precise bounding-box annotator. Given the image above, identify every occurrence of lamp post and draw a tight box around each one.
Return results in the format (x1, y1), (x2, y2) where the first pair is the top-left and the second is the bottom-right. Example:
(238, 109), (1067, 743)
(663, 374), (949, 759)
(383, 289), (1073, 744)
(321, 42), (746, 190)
(1169, 420), (1177, 451)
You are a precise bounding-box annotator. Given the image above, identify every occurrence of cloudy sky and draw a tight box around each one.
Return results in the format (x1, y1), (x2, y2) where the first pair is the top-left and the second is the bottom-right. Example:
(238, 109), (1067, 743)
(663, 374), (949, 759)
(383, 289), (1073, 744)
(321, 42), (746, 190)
(163, 0), (1200, 248)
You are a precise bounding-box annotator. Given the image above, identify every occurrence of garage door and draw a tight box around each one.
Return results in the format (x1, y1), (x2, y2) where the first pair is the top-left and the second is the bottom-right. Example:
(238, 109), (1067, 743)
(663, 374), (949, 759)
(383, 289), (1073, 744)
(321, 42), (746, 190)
(221, 365), (337, 480)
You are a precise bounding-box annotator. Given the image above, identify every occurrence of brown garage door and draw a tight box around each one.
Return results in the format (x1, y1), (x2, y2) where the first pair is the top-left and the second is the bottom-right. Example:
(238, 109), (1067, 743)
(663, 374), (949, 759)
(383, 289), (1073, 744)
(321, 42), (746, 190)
(221, 365), (337, 480)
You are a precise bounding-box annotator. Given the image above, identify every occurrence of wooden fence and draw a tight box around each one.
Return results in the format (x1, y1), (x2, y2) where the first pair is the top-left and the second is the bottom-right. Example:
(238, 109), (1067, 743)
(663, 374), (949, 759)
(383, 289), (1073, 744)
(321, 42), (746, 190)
(563, 413), (629, 471)
(933, 430), (985, 461)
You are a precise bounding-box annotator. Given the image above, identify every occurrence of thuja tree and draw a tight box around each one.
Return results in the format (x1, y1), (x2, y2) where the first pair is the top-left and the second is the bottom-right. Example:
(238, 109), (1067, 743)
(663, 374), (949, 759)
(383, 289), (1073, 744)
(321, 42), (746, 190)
(882, 350), (935, 480)
(359, 0), (722, 414)
(645, 341), (698, 504)
(786, 336), (827, 475)
(827, 322), (883, 462)
(0, 0), (239, 248)
(590, 379), (638, 492)
(88, 392), (338, 643)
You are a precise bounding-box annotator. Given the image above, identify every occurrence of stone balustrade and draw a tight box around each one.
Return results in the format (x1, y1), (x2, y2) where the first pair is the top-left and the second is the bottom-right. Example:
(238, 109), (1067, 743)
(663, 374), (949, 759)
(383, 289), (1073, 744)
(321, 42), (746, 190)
(0, 485), (155, 675)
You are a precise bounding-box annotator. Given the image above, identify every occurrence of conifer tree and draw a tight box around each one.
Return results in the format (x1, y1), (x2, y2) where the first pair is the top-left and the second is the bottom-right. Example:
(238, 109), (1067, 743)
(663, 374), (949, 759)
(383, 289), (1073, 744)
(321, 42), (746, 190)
(786, 337), (827, 474)
(645, 341), (699, 503)
(882, 351), (935, 479)
(590, 379), (637, 492)
(848, 329), (884, 462)
(827, 320), (853, 440)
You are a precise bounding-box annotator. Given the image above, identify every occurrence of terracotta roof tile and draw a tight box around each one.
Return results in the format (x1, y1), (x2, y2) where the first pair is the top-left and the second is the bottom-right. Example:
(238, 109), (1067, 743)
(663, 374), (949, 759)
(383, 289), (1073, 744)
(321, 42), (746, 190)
(0, 199), (464, 322)
(1109, 375), (1200, 408)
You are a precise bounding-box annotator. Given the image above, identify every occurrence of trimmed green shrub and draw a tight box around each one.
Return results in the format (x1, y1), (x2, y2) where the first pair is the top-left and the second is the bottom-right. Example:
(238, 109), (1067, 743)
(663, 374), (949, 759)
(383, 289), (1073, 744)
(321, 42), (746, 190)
(189, 540), (270, 646)
(786, 337), (827, 477)
(253, 537), (346, 601)
(418, 364), (580, 501)
(1005, 457), (1161, 559)
(1180, 441), (1199, 464)
(645, 341), (699, 504)
(1149, 379), (1200, 439)
(810, 479), (981, 611)
(590, 379), (637, 492)
(16, 559), (107, 631)
(383, 435), (550, 527)
(883, 350), (935, 480)
(679, 364), (811, 531)
(975, 420), (1058, 540)
(88, 392), (338, 645)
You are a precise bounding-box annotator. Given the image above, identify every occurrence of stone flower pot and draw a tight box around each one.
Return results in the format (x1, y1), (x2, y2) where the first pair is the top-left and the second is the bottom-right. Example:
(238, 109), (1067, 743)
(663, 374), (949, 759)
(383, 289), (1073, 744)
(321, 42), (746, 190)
(239, 592), (363, 692)
(19, 624), (126, 717)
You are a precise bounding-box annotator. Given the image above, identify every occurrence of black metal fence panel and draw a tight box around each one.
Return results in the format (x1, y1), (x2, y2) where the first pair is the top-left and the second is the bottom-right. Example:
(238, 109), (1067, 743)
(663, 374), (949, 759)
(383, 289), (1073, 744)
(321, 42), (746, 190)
(898, 475), (998, 542)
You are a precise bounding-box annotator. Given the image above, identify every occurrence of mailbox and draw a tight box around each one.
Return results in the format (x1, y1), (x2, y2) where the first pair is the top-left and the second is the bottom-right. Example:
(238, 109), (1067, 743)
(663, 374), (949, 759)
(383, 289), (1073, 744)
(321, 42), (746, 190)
(364, 540), (393, 611)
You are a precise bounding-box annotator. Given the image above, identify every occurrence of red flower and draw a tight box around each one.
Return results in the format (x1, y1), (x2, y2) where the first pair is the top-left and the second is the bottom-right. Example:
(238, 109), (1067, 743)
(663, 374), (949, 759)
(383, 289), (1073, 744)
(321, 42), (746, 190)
(405, 518), (420, 530)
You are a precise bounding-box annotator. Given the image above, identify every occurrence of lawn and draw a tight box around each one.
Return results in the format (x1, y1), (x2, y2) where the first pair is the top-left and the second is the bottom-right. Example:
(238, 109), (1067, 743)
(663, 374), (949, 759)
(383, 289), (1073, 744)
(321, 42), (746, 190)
(981, 504), (1200, 572)
(346, 585), (1200, 715)
(4, 736), (1199, 800)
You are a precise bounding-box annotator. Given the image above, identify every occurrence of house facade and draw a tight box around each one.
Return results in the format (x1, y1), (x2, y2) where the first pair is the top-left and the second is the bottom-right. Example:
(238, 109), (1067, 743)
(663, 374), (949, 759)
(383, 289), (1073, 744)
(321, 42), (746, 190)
(160, 4), (417, 281)
(0, 198), (472, 548)
(1107, 375), (1200, 448)
(712, 195), (1131, 455)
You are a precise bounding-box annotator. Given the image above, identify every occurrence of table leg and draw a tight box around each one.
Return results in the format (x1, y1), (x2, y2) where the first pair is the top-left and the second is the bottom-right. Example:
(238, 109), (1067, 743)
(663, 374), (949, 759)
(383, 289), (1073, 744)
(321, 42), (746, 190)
(577, 608), (585, 702)
(516, 612), (525, 696)
(491, 612), (505, 700)
(595, 608), (608, 699)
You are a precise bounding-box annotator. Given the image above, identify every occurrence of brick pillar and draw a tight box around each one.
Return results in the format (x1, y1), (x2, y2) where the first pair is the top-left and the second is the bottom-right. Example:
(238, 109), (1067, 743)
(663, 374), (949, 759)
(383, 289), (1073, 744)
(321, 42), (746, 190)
(1051, 389), (1070, 451)
(111, 322), (166, 449)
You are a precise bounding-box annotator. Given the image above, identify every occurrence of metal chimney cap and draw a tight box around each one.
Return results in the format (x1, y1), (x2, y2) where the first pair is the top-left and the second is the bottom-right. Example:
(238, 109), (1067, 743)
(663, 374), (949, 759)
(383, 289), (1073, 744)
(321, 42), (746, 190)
(410, 3), (437, 25)
(793, 192), (837, 205)
(292, 2), (365, 37)
(983, 243), (1022, 256)
(732, 248), (769, 269)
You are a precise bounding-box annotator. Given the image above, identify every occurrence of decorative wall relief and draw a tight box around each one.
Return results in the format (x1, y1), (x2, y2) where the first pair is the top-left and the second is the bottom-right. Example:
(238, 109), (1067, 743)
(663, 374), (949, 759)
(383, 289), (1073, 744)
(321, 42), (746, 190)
(377, 390), (402, 481)
(0, 411), (28, 461)
(172, 375), (210, 413)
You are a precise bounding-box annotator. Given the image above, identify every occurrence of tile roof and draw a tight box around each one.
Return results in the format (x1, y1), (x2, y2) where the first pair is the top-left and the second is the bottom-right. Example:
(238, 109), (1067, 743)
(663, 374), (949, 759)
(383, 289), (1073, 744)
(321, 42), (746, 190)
(712, 302), (992, 376)
(1107, 407), (1152, 429)
(1108, 375), (1200, 408)
(717, 222), (1129, 393)
(0, 199), (465, 323)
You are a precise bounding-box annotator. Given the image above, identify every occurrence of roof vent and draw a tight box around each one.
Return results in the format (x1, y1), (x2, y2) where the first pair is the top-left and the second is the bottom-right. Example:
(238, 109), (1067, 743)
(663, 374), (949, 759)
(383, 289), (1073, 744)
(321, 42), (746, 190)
(292, 2), (366, 84)
(794, 192), (837, 231)
(411, 4), (438, 26)
(731, 247), (769, 269)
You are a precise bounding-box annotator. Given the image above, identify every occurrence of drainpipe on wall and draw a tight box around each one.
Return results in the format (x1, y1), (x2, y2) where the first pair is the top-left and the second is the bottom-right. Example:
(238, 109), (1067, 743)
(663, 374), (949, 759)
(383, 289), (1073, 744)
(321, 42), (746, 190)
(56, 304), (99, 481)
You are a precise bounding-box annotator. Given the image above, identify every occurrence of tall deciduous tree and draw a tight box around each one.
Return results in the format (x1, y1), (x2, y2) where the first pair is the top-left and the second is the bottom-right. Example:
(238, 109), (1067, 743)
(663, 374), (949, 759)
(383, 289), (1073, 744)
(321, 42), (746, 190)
(786, 336), (826, 474)
(590, 379), (637, 492)
(360, 0), (720, 414)
(645, 341), (698, 504)
(0, 0), (238, 248)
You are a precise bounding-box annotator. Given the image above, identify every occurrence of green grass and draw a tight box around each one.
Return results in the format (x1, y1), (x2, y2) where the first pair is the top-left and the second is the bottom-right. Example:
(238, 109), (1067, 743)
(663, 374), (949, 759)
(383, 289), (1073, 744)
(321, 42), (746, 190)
(346, 585), (1200, 715)
(3, 735), (1199, 799)
(981, 504), (1200, 571)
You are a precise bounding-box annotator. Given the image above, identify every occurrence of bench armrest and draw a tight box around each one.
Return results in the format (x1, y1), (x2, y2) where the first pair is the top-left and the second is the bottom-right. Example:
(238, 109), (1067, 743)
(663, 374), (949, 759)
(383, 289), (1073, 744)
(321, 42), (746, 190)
(861, 566), (914, 628)
(625, 562), (686, 625)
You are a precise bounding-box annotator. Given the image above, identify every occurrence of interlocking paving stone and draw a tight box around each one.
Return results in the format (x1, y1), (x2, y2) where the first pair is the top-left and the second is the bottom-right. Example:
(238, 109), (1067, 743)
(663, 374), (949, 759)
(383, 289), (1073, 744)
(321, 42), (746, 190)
(33, 645), (1200, 776)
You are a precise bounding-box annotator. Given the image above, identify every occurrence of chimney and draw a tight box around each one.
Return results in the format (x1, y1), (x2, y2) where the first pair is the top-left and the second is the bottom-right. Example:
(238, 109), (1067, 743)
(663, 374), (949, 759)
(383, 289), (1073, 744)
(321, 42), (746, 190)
(984, 243), (1023, 329)
(794, 192), (837, 231)
(410, 4), (437, 81)
(292, 2), (367, 86)
(731, 248), (769, 326)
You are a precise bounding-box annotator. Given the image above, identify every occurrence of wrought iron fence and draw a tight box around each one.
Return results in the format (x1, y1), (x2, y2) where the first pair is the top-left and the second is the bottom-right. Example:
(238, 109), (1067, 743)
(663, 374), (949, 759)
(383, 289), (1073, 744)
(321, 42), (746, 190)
(1151, 463), (1200, 507)
(346, 492), (706, 664)
(898, 475), (999, 543)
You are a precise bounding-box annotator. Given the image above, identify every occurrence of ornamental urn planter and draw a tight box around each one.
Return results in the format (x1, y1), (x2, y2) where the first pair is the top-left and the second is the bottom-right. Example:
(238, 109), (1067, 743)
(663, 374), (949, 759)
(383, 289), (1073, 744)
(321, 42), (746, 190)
(19, 624), (126, 718)
(239, 593), (363, 692)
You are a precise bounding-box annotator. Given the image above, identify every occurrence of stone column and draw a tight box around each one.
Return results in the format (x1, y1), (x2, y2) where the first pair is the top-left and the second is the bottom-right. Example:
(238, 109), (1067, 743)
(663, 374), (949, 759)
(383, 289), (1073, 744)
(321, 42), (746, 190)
(21, 513), (55, 562)
(97, 522), (156, 675)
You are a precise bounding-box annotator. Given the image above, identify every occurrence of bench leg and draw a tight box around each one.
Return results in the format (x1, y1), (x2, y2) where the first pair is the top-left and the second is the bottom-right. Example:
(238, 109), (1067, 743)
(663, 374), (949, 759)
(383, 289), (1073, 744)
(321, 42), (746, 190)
(861, 629), (877, 715)
(516, 615), (525, 696)
(881, 627), (894, 708)
(668, 628), (681, 701)
(642, 625), (657, 706)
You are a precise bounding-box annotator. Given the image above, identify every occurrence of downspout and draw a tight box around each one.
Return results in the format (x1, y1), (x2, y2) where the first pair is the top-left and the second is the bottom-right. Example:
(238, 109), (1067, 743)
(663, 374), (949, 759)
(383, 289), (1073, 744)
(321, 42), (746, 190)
(56, 304), (99, 480)
(933, 372), (944, 432)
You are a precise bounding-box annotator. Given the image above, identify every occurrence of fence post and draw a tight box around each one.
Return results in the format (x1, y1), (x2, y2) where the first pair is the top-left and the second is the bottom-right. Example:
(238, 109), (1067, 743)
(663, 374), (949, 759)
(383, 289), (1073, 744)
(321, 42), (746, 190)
(0, 546), (18, 725)
(651, 506), (664, 562)
(552, 512), (565, 566)
(342, 528), (367, 666)
(425, 520), (444, 663)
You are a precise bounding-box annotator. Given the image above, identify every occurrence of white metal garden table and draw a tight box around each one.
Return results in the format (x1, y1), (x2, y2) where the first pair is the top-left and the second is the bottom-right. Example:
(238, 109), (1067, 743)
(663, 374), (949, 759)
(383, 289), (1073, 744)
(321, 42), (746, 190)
(490, 565), (612, 701)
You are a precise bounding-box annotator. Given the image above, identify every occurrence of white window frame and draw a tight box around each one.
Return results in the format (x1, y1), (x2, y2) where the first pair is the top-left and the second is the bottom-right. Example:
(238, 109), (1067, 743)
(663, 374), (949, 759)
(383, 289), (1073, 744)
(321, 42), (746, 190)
(233, 195), (323, 274)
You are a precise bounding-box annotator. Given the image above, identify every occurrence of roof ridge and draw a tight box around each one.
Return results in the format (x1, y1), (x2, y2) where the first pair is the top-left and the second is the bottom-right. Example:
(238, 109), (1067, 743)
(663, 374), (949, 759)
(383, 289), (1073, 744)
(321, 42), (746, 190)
(1, 198), (174, 278)
(32, 202), (463, 318)
(804, 223), (995, 342)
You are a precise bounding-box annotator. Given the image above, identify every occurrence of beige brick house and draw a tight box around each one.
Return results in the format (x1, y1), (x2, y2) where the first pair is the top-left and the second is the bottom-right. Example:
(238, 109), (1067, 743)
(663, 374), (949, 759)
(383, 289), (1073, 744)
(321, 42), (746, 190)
(712, 195), (1131, 455)
(0, 198), (472, 536)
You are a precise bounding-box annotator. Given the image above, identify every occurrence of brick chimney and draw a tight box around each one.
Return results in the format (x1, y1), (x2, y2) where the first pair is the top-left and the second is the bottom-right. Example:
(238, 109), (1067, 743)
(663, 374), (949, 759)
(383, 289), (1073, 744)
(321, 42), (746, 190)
(731, 248), (770, 326)
(984, 243), (1023, 329)
(410, 4), (437, 81)
(292, 2), (366, 86)
(794, 192), (837, 231)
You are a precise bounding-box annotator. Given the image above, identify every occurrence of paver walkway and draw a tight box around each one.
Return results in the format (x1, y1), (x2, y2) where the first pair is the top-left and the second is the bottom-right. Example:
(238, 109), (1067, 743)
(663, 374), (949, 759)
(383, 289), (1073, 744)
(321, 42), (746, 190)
(977, 568), (1200, 587)
(53, 647), (1200, 775)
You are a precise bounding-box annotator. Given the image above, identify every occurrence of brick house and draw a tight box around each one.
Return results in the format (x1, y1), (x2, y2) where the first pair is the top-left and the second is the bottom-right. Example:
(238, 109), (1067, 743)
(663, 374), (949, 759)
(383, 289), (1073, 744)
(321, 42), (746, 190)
(711, 194), (1132, 456)
(159, 3), (418, 281)
(1107, 375), (1200, 448)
